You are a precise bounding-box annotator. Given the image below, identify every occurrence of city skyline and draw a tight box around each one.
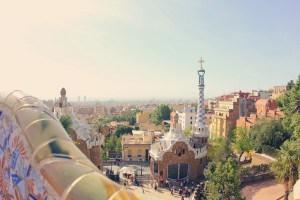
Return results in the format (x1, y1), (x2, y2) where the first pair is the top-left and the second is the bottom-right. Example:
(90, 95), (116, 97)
(0, 1), (299, 100)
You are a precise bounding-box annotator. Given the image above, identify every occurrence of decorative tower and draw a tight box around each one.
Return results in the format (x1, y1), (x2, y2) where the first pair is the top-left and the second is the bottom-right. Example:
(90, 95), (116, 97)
(194, 57), (207, 137)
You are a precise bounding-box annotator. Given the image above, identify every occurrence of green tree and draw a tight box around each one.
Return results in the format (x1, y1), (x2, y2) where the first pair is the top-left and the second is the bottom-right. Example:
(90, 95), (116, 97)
(114, 125), (133, 137)
(101, 134), (122, 160)
(232, 128), (254, 163)
(271, 139), (300, 200)
(204, 157), (243, 200)
(60, 115), (72, 133)
(95, 117), (111, 132)
(151, 104), (171, 125)
(278, 75), (300, 139)
(207, 137), (232, 162)
(287, 80), (295, 90)
(183, 126), (192, 137)
(95, 109), (140, 130)
(250, 119), (290, 155)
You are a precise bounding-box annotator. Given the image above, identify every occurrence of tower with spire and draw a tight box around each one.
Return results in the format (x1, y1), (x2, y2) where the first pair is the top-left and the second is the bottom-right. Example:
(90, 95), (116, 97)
(149, 58), (208, 184)
(190, 58), (208, 152)
(194, 57), (207, 136)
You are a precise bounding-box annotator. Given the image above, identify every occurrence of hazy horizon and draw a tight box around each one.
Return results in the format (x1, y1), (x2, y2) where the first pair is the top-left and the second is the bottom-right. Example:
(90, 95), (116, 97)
(0, 1), (299, 100)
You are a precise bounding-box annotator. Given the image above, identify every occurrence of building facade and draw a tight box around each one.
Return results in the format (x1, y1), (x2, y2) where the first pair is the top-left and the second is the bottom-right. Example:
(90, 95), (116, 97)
(121, 131), (153, 161)
(209, 91), (256, 138)
(171, 105), (197, 131)
(236, 98), (284, 129)
(271, 85), (287, 99)
(150, 60), (208, 185)
(209, 97), (240, 138)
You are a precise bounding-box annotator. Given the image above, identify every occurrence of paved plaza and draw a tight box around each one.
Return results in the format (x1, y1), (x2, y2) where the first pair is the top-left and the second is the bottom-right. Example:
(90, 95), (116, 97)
(127, 184), (192, 200)
(242, 179), (285, 200)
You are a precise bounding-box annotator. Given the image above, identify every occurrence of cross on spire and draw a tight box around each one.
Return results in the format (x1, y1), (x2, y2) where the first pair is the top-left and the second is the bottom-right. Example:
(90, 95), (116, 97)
(198, 57), (204, 69)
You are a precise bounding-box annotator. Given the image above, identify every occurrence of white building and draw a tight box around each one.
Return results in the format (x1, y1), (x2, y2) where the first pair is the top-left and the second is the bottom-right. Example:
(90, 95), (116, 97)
(176, 105), (196, 131)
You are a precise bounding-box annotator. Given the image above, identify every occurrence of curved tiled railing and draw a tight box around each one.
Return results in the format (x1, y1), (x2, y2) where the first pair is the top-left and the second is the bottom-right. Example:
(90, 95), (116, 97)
(0, 91), (153, 200)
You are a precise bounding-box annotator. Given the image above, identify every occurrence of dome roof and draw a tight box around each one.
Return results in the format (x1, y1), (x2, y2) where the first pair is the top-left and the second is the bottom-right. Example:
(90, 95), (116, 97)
(60, 88), (66, 96)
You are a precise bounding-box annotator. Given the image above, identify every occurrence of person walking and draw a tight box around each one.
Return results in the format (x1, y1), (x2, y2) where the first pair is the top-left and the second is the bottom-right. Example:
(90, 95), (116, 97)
(141, 184), (144, 193)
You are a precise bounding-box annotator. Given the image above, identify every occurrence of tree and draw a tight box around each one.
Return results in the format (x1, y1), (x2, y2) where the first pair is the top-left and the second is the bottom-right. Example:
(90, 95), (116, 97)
(183, 126), (192, 137)
(208, 137), (232, 162)
(60, 115), (72, 133)
(278, 75), (300, 140)
(114, 125), (133, 137)
(95, 109), (140, 130)
(151, 104), (171, 125)
(204, 157), (243, 200)
(287, 80), (295, 90)
(101, 134), (122, 160)
(250, 119), (290, 155)
(105, 135), (122, 152)
(232, 128), (254, 163)
(271, 139), (300, 200)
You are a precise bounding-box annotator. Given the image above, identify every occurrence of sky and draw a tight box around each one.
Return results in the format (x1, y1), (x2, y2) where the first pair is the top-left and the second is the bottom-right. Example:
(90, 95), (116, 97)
(0, 0), (299, 101)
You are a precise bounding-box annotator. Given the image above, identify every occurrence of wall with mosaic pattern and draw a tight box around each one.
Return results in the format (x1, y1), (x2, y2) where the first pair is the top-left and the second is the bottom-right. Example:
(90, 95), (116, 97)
(0, 106), (50, 200)
(0, 91), (155, 200)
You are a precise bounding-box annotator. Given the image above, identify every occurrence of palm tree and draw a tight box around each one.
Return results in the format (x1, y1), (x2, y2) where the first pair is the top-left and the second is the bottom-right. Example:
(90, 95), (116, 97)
(271, 139), (300, 200)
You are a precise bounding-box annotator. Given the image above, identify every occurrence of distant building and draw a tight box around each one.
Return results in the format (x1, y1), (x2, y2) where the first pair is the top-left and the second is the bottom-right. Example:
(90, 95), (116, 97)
(251, 90), (272, 99)
(207, 98), (217, 111)
(176, 105), (196, 131)
(136, 111), (152, 124)
(271, 85), (287, 99)
(76, 106), (95, 116)
(121, 131), (153, 161)
(256, 99), (277, 117)
(236, 98), (284, 129)
(53, 88), (103, 168)
(236, 113), (258, 129)
(171, 104), (185, 113)
(95, 104), (108, 116)
(210, 91), (257, 138)
(210, 98), (240, 138)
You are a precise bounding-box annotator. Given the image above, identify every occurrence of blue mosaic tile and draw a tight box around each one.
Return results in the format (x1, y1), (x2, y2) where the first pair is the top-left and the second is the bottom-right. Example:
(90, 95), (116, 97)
(11, 174), (22, 186)
(11, 149), (19, 169)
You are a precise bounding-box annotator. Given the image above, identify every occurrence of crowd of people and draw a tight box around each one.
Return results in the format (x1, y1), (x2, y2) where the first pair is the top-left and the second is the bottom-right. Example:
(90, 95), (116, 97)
(168, 179), (195, 199)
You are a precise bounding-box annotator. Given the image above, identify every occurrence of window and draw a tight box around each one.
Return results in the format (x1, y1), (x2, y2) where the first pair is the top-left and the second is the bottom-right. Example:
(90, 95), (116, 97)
(179, 163), (188, 179)
(154, 162), (158, 173)
(168, 164), (178, 179)
(167, 163), (189, 180)
(190, 116), (193, 119)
